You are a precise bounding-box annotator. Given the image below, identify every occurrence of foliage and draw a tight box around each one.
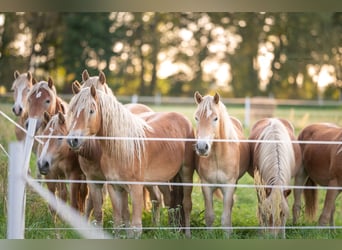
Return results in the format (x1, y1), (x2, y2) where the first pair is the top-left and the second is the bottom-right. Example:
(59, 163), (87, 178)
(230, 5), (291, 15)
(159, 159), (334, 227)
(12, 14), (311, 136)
(0, 12), (341, 99)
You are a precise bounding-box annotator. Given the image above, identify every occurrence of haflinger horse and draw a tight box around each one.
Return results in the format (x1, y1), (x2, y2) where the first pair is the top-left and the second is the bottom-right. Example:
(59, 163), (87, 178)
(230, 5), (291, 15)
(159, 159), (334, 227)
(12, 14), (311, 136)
(66, 85), (195, 238)
(36, 111), (88, 213)
(193, 91), (250, 236)
(71, 71), (169, 227)
(292, 123), (342, 227)
(10, 70), (35, 141)
(249, 118), (302, 238)
(25, 77), (71, 213)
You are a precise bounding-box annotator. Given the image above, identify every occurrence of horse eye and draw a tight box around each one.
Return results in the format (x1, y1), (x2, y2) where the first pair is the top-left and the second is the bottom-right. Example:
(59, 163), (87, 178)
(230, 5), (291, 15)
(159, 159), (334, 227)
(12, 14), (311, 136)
(213, 117), (218, 122)
(46, 99), (50, 104)
(194, 117), (198, 122)
(90, 109), (94, 114)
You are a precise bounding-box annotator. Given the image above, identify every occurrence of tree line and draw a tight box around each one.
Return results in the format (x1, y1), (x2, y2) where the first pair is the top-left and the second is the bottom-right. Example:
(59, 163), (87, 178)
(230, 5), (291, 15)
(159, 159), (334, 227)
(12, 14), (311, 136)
(0, 12), (341, 100)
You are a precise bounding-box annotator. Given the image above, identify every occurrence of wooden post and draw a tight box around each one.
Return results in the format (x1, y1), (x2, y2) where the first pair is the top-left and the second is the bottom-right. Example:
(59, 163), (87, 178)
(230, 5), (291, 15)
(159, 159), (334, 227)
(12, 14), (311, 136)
(244, 96), (250, 128)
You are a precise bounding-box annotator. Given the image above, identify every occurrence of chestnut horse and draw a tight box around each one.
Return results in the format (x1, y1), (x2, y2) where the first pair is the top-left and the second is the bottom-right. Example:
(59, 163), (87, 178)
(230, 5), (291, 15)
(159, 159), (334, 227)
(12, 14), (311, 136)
(249, 118), (302, 238)
(25, 77), (70, 209)
(66, 86), (195, 238)
(36, 112), (88, 213)
(71, 71), (167, 226)
(10, 70), (35, 141)
(292, 123), (342, 227)
(193, 91), (250, 236)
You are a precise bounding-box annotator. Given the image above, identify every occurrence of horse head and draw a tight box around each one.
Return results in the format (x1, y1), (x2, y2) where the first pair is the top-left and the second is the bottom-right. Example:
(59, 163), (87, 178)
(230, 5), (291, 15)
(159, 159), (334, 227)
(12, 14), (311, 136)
(11, 70), (33, 116)
(37, 111), (68, 175)
(193, 91), (222, 157)
(67, 85), (101, 150)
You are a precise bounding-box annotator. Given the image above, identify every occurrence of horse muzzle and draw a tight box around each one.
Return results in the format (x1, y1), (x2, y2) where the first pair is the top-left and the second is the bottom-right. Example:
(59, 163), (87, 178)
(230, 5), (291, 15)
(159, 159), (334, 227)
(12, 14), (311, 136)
(37, 159), (50, 175)
(195, 140), (211, 157)
(67, 131), (84, 150)
(12, 105), (23, 116)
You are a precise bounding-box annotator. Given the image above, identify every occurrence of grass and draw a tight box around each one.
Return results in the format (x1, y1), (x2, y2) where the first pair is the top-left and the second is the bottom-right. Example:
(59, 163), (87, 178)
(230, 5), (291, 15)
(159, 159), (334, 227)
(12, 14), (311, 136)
(1, 101), (342, 239)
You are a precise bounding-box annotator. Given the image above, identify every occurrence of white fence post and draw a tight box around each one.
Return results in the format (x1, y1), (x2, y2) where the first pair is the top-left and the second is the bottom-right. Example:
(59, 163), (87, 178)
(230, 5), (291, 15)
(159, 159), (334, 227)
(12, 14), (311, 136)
(7, 118), (36, 239)
(244, 96), (250, 128)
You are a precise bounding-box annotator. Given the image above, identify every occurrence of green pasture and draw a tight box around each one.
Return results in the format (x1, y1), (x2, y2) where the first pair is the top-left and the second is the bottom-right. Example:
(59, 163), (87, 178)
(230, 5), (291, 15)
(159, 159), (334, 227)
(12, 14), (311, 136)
(0, 101), (342, 239)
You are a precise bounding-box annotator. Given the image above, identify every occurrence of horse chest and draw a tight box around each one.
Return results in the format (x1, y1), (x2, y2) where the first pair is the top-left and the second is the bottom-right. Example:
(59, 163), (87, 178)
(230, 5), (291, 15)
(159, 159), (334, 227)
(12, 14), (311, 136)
(197, 157), (236, 184)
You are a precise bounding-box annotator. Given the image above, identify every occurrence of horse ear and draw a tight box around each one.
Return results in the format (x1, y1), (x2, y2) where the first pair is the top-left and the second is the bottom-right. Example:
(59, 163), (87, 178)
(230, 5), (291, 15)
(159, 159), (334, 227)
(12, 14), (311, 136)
(72, 81), (81, 95)
(48, 77), (54, 89)
(284, 189), (291, 198)
(32, 78), (37, 85)
(213, 92), (220, 104)
(14, 70), (20, 79)
(99, 71), (106, 85)
(194, 91), (203, 104)
(82, 69), (90, 81)
(58, 112), (65, 125)
(90, 85), (97, 99)
(27, 72), (32, 81)
(43, 111), (51, 124)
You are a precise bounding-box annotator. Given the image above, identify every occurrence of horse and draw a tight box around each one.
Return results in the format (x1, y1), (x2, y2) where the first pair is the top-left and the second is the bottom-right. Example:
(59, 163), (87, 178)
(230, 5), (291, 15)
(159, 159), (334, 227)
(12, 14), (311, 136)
(25, 77), (70, 212)
(72, 71), (172, 227)
(36, 111), (88, 213)
(249, 118), (302, 238)
(10, 70), (35, 141)
(66, 85), (195, 238)
(193, 91), (250, 236)
(292, 123), (342, 227)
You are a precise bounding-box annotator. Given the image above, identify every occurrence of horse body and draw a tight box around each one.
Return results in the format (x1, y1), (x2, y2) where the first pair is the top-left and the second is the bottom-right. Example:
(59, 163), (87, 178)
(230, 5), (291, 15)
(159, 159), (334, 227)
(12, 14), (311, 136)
(249, 118), (301, 238)
(25, 77), (73, 213)
(193, 91), (250, 236)
(11, 70), (34, 141)
(67, 86), (195, 238)
(37, 112), (88, 213)
(293, 123), (342, 226)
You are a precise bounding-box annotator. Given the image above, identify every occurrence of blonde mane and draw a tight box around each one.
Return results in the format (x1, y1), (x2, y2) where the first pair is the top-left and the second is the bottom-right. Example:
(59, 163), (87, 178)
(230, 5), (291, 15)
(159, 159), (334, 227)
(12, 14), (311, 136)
(81, 76), (114, 96)
(11, 72), (31, 90)
(197, 95), (239, 140)
(68, 87), (149, 167)
(255, 118), (293, 186)
(254, 118), (294, 233)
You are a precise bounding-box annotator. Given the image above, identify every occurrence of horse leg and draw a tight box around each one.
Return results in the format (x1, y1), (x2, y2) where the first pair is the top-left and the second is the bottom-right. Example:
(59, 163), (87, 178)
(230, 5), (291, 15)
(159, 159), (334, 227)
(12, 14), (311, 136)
(292, 167), (308, 224)
(88, 182), (104, 227)
(129, 184), (144, 238)
(179, 165), (194, 238)
(318, 181), (340, 226)
(107, 184), (126, 238)
(202, 185), (215, 229)
(221, 186), (235, 237)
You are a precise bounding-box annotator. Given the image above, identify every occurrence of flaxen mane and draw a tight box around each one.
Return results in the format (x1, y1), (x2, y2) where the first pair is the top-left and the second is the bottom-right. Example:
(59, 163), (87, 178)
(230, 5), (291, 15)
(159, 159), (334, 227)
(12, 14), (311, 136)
(68, 87), (149, 166)
(254, 118), (294, 231)
(197, 95), (239, 140)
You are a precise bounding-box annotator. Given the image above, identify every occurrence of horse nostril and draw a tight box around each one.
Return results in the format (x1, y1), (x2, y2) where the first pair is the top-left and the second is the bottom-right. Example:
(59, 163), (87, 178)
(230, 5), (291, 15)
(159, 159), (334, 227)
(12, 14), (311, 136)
(205, 144), (209, 150)
(19, 107), (22, 114)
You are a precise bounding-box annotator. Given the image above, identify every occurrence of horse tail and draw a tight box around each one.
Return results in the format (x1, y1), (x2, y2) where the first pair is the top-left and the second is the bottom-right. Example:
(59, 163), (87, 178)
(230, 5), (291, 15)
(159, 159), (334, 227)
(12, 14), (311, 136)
(303, 177), (318, 221)
(168, 172), (185, 228)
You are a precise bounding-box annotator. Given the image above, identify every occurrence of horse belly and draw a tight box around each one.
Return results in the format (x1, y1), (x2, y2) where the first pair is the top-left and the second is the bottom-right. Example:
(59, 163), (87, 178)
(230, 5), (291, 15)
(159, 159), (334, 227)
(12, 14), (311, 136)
(303, 145), (335, 186)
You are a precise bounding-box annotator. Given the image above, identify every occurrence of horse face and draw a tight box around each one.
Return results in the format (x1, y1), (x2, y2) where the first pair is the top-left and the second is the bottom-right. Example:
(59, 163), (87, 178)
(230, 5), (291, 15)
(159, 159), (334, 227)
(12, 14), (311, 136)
(26, 86), (55, 131)
(194, 99), (220, 157)
(11, 73), (32, 116)
(37, 113), (68, 175)
(67, 89), (101, 150)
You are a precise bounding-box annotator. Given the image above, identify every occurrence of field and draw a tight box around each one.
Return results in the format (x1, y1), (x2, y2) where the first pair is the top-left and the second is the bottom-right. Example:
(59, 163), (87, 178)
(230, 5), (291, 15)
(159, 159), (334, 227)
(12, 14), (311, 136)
(1, 100), (342, 239)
